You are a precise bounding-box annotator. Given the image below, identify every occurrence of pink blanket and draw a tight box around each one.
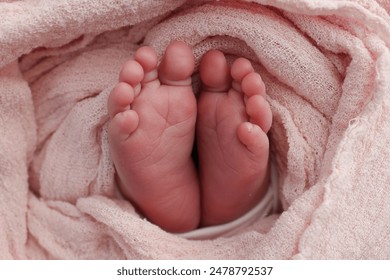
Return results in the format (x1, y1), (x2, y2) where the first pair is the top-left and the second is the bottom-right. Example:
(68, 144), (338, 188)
(1, 0), (390, 259)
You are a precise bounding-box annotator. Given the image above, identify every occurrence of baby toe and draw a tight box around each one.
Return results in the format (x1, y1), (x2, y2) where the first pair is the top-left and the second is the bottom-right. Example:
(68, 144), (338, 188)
(237, 122), (269, 157)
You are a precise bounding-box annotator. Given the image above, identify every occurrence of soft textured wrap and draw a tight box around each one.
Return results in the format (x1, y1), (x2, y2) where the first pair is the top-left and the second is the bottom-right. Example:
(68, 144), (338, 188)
(1, 0), (389, 259)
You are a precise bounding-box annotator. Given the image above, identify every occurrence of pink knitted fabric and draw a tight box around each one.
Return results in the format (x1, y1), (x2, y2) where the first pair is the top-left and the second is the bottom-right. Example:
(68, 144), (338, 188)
(0, 0), (389, 259)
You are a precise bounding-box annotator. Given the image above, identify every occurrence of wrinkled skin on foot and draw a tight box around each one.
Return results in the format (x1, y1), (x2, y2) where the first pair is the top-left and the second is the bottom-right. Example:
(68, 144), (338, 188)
(108, 41), (200, 233)
(197, 50), (272, 226)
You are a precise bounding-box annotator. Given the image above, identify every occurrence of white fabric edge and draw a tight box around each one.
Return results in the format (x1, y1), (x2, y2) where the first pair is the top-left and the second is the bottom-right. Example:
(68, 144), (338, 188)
(178, 160), (279, 240)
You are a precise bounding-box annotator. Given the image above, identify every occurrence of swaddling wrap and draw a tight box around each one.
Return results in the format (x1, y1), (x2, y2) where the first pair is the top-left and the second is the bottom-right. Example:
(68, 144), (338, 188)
(1, 0), (390, 259)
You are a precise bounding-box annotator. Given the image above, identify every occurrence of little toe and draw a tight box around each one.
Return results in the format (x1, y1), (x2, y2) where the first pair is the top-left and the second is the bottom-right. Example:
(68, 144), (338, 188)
(199, 50), (231, 92)
(108, 82), (135, 119)
(109, 110), (139, 141)
(246, 95), (272, 133)
(237, 122), (269, 156)
(158, 41), (195, 86)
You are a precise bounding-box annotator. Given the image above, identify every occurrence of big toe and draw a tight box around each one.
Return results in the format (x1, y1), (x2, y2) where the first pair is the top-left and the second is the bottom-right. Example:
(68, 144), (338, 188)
(158, 41), (195, 86)
(199, 50), (231, 92)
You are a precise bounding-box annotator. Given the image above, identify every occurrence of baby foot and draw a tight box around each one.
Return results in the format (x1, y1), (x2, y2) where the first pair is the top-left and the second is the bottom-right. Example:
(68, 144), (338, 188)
(197, 50), (272, 226)
(108, 42), (200, 233)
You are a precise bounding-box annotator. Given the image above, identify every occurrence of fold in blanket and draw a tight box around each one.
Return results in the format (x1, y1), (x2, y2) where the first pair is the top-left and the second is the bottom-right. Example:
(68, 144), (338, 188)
(0, 0), (389, 259)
